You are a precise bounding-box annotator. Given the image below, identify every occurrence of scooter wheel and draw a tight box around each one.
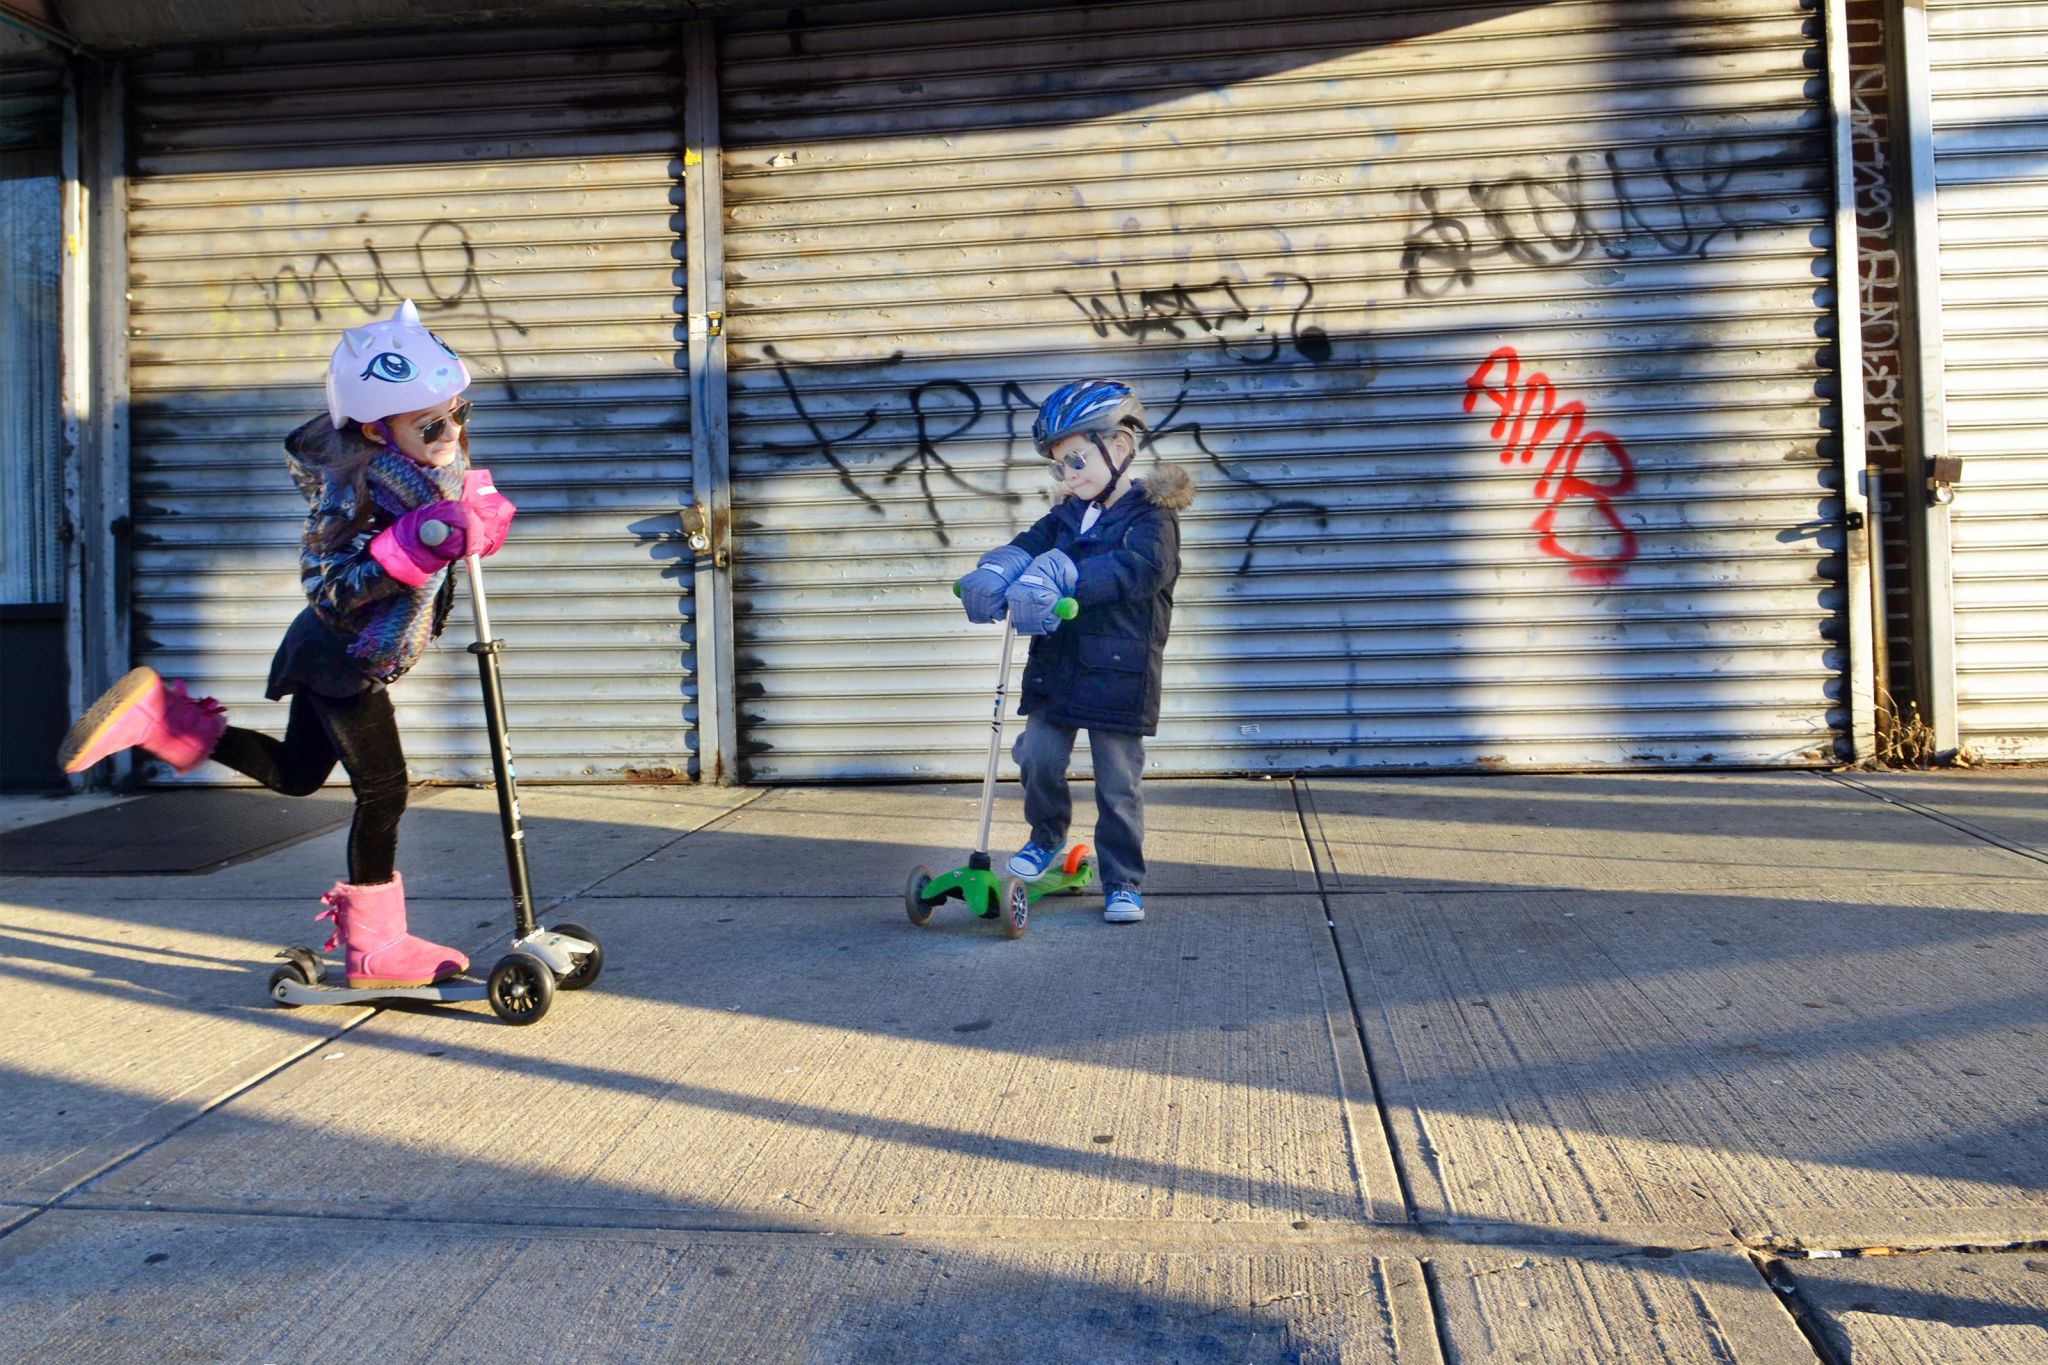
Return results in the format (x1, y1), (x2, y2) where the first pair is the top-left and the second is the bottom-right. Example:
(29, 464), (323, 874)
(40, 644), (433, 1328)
(267, 960), (314, 1008)
(998, 875), (1029, 940)
(1062, 843), (1090, 876)
(905, 865), (937, 927)
(548, 921), (604, 991)
(487, 952), (555, 1025)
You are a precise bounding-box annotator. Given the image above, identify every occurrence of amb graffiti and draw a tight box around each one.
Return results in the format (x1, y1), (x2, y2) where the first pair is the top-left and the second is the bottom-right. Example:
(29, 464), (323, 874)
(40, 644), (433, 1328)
(1463, 345), (1638, 583)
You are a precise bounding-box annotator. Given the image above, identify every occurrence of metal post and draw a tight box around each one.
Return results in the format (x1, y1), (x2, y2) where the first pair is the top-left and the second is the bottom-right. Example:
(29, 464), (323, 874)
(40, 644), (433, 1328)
(1887, 0), (1960, 753)
(683, 20), (738, 784)
(57, 60), (87, 791)
(1825, 0), (1877, 762)
(465, 557), (537, 938)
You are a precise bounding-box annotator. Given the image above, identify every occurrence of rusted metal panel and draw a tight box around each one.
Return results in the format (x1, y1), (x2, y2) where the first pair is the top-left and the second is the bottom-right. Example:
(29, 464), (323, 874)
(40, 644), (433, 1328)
(1926, 0), (2048, 762)
(125, 24), (695, 782)
(719, 0), (1847, 780)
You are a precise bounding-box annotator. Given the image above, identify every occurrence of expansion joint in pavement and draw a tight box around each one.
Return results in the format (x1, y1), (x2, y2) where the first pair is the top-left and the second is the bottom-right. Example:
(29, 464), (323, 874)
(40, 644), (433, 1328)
(1823, 772), (2048, 866)
(1290, 776), (1419, 1226)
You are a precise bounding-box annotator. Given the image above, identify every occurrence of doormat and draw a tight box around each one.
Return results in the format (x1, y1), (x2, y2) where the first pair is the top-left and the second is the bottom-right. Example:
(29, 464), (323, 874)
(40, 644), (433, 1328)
(0, 789), (355, 876)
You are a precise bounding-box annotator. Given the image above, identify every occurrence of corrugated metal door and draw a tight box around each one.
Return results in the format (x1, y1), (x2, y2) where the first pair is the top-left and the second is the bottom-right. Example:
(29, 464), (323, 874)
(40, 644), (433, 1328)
(1926, 0), (2048, 762)
(1, 47), (67, 607)
(126, 25), (695, 781)
(719, 0), (1845, 781)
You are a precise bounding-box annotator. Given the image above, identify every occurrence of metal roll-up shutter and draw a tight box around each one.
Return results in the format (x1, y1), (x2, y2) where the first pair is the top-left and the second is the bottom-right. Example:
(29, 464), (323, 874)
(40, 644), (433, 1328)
(719, 0), (1842, 781)
(1927, 0), (2048, 762)
(0, 47), (62, 153)
(127, 25), (694, 782)
(2, 46), (67, 607)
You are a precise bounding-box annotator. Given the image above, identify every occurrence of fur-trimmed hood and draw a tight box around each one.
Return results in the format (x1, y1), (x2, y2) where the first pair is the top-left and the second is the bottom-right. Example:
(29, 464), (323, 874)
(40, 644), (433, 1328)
(1142, 463), (1195, 511)
(1052, 463), (1197, 511)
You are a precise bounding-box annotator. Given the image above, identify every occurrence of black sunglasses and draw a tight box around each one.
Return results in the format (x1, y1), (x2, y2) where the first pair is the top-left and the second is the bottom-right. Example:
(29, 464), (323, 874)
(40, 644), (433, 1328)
(417, 398), (473, 446)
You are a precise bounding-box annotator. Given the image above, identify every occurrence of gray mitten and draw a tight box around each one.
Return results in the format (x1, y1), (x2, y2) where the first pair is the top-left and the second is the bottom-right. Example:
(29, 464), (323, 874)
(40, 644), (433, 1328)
(957, 545), (1031, 623)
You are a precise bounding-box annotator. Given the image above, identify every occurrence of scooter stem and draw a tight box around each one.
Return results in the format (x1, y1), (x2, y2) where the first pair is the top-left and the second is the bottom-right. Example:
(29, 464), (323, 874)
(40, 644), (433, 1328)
(464, 555), (538, 938)
(972, 619), (1018, 861)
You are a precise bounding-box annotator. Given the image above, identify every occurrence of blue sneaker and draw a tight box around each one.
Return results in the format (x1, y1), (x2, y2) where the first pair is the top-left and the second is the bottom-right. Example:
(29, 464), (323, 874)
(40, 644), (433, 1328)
(1104, 889), (1144, 923)
(1007, 840), (1058, 879)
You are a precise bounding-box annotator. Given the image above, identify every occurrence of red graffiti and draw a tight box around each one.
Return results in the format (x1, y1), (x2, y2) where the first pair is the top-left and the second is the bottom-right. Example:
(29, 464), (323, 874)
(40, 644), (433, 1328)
(1463, 346), (1638, 583)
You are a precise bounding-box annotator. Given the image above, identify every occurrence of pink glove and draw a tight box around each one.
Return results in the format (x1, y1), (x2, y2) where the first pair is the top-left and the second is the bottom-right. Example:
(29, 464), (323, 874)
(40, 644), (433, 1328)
(460, 469), (516, 558)
(368, 500), (481, 587)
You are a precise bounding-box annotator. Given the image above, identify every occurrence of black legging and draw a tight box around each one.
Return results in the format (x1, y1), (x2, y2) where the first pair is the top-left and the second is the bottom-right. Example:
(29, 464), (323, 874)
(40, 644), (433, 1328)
(211, 689), (407, 884)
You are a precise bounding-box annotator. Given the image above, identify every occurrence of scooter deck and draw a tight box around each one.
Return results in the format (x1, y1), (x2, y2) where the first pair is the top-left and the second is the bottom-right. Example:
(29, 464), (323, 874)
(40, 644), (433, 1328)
(925, 858), (1095, 918)
(274, 975), (490, 1007)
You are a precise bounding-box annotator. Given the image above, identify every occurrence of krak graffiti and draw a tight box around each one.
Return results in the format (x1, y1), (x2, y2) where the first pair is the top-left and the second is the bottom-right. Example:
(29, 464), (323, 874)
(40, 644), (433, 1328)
(1463, 346), (1637, 583)
(1143, 370), (1330, 576)
(1055, 271), (1331, 364)
(760, 349), (1027, 547)
(237, 221), (531, 397)
(1402, 142), (1778, 297)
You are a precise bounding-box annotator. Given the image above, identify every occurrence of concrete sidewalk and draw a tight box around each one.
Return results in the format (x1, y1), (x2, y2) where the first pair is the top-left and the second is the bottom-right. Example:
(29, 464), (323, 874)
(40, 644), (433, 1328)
(1, 771), (2043, 1362)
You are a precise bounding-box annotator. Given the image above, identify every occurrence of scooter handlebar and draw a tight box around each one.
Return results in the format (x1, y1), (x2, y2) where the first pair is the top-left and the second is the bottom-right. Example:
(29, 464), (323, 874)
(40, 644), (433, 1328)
(951, 581), (1079, 619)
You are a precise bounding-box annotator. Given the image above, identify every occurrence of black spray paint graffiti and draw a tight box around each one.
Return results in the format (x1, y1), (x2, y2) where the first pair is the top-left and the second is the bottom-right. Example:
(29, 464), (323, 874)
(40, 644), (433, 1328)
(235, 221), (531, 397)
(1055, 271), (1333, 365)
(762, 356), (1323, 573)
(1400, 143), (1783, 297)
(761, 345), (1034, 547)
(1139, 371), (1331, 576)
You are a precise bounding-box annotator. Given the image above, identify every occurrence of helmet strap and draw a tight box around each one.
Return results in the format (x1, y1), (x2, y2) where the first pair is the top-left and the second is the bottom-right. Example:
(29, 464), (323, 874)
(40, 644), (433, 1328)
(1088, 431), (1137, 507)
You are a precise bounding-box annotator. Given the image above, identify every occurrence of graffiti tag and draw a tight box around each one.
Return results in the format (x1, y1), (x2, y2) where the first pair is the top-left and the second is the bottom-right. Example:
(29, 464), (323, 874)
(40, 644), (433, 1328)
(1463, 345), (1638, 583)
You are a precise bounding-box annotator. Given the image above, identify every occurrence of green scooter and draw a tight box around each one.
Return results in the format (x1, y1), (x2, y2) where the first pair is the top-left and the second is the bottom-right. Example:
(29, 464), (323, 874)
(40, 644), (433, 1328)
(904, 590), (1094, 938)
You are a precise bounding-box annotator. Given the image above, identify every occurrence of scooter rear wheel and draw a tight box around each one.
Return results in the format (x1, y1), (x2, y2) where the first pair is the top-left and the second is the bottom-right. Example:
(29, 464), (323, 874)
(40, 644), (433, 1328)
(1062, 843), (1090, 876)
(267, 960), (314, 1007)
(487, 952), (555, 1024)
(905, 865), (936, 927)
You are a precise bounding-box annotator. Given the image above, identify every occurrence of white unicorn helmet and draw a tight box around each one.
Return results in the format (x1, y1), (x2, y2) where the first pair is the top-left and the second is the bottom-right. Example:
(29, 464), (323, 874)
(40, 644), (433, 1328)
(325, 299), (471, 429)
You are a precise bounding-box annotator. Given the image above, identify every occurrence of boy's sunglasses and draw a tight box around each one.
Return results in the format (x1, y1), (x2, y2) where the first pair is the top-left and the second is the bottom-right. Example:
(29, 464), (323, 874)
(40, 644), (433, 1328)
(1046, 451), (1091, 476)
(417, 398), (473, 446)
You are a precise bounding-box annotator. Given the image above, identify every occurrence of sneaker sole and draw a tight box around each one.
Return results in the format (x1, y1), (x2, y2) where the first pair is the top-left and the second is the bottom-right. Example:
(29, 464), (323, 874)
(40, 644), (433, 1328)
(1104, 909), (1145, 923)
(56, 666), (160, 773)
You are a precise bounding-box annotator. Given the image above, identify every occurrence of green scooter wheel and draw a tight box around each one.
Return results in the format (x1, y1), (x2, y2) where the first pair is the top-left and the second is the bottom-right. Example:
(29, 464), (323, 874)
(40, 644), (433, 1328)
(905, 865), (937, 927)
(999, 875), (1029, 939)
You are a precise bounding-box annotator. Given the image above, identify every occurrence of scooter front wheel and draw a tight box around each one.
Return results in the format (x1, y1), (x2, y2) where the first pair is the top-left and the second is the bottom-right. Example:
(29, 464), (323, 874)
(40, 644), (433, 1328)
(905, 865), (937, 927)
(487, 952), (555, 1025)
(999, 875), (1029, 940)
(548, 921), (604, 991)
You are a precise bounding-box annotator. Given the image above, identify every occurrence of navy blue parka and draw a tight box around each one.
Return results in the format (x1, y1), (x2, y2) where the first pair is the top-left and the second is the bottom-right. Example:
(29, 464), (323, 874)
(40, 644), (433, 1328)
(1003, 464), (1193, 736)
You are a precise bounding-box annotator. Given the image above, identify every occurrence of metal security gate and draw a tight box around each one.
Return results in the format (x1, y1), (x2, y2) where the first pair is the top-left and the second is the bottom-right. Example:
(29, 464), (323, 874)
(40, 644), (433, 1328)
(718, 0), (1845, 780)
(1924, 0), (2048, 762)
(126, 25), (696, 781)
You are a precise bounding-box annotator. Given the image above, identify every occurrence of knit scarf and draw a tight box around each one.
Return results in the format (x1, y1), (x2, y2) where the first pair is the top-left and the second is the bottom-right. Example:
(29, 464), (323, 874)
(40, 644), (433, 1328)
(346, 451), (465, 680)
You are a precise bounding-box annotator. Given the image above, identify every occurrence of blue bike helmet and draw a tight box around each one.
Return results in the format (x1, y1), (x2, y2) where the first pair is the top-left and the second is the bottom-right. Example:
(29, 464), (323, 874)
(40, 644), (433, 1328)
(1032, 378), (1147, 456)
(1033, 379), (1148, 505)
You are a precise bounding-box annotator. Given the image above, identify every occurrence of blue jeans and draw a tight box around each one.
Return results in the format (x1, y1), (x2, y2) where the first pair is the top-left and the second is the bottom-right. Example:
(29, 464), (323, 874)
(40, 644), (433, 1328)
(1012, 716), (1145, 893)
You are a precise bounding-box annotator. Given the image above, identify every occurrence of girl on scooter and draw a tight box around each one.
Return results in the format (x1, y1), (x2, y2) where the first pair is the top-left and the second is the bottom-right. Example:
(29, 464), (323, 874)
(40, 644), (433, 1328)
(58, 300), (515, 989)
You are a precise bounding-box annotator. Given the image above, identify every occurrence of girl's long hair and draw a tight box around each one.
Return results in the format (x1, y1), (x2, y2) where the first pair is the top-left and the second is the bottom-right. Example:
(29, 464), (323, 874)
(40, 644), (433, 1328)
(284, 412), (469, 554)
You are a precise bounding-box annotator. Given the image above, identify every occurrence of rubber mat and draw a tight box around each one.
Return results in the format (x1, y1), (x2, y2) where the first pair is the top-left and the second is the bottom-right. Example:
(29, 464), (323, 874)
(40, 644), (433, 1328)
(0, 789), (355, 876)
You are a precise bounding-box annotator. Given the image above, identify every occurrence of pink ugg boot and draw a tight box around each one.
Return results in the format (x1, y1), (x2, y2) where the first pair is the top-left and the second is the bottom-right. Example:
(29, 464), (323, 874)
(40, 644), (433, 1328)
(315, 872), (469, 988)
(57, 666), (227, 775)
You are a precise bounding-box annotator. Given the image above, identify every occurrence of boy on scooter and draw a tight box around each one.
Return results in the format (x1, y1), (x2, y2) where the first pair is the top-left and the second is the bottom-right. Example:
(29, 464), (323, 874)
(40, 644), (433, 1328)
(955, 380), (1194, 924)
